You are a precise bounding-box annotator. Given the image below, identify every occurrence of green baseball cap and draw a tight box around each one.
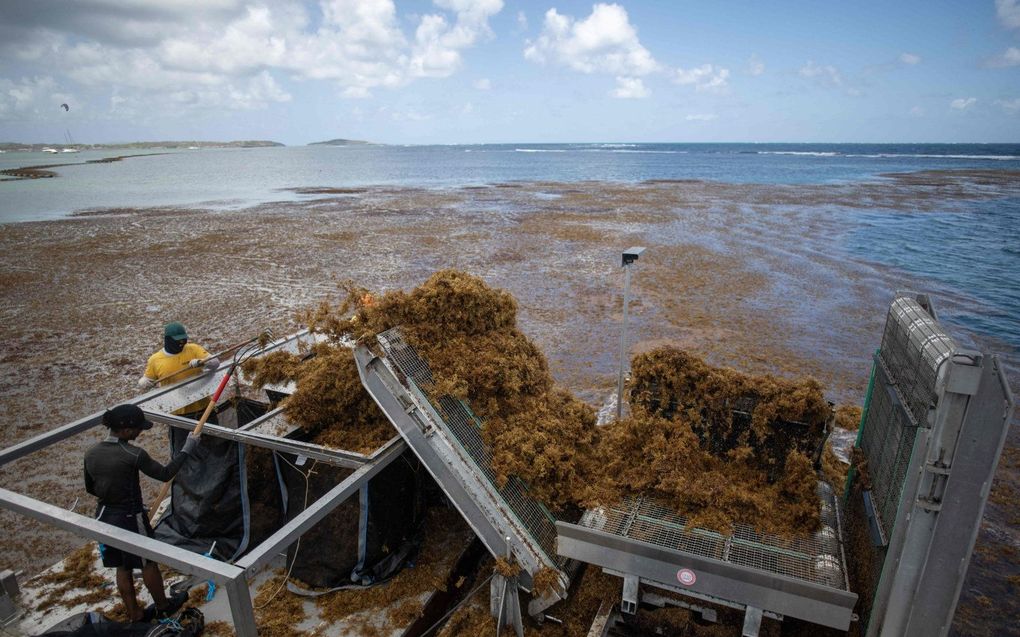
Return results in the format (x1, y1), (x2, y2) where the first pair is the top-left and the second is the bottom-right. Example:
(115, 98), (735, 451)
(164, 321), (188, 340)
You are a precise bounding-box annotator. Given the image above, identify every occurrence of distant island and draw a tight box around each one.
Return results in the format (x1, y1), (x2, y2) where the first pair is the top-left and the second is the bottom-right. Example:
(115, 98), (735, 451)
(307, 138), (373, 146)
(0, 140), (284, 152)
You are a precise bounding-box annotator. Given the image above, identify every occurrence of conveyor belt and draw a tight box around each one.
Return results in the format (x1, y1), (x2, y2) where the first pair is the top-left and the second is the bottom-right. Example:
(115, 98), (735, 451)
(354, 328), (569, 614)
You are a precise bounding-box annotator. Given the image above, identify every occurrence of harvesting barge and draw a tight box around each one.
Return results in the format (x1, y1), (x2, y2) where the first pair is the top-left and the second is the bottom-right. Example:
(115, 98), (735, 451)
(0, 290), (1012, 637)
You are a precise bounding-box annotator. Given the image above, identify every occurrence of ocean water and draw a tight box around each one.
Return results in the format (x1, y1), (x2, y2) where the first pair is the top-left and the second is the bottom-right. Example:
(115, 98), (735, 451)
(2, 142), (1018, 352)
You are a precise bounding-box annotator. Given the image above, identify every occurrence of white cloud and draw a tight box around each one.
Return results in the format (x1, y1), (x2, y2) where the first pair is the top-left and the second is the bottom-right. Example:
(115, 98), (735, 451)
(994, 98), (1020, 114)
(389, 107), (430, 121)
(409, 0), (504, 78)
(0, 0), (504, 121)
(909, 105), (925, 117)
(342, 86), (372, 99)
(524, 4), (659, 76)
(987, 46), (1020, 67)
(0, 75), (74, 118)
(996, 0), (1020, 29)
(799, 61), (843, 86)
(611, 76), (648, 98)
(899, 52), (921, 65)
(950, 97), (977, 110)
(517, 10), (528, 31)
(747, 54), (765, 76)
(473, 77), (491, 90)
(523, 3), (736, 97)
(685, 113), (717, 121)
(673, 64), (729, 91)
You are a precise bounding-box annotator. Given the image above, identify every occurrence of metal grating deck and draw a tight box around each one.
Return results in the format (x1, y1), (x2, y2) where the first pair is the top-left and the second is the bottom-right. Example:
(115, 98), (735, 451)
(581, 481), (850, 590)
(376, 328), (564, 568)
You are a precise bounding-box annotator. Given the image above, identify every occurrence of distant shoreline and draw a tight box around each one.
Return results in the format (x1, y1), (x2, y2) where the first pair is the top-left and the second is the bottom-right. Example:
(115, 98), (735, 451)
(0, 140), (283, 152)
(0, 138), (380, 151)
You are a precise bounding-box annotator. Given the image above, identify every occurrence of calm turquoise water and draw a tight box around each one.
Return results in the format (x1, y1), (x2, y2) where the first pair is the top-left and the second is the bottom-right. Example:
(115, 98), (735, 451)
(2, 142), (1018, 352)
(3, 143), (1020, 222)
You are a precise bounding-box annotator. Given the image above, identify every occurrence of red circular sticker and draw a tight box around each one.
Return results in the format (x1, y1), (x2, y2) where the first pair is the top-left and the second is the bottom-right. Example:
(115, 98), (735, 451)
(677, 568), (696, 586)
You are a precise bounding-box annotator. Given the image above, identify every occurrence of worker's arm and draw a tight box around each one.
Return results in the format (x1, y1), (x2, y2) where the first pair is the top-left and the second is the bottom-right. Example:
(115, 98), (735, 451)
(188, 344), (219, 372)
(135, 436), (200, 482)
(189, 356), (220, 371)
(139, 355), (158, 388)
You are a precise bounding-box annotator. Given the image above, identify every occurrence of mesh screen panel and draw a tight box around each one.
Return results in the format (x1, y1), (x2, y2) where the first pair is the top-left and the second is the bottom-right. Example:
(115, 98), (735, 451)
(848, 295), (956, 631)
(376, 328), (563, 569)
(582, 482), (849, 590)
(879, 299), (955, 427)
(860, 297), (955, 541)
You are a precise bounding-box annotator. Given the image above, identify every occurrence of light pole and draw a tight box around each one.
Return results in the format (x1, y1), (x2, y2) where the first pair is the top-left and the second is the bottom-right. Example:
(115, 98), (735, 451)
(617, 246), (645, 421)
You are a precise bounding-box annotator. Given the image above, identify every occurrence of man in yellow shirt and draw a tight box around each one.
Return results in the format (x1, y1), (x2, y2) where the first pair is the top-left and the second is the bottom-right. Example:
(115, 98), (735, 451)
(138, 322), (220, 418)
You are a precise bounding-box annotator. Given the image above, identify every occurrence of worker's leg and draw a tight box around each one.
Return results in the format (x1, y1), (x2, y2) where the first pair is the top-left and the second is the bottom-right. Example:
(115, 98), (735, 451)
(141, 561), (169, 609)
(116, 567), (143, 621)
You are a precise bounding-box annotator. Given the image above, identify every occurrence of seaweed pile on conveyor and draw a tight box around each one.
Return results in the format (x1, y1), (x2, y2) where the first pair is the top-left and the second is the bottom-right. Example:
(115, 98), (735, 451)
(246, 270), (844, 536)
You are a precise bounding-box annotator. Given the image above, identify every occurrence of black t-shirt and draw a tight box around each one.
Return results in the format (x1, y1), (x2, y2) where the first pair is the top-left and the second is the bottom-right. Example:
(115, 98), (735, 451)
(84, 436), (189, 511)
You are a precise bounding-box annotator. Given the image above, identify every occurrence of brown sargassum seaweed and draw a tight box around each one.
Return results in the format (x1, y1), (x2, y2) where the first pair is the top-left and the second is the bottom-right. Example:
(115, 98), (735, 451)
(244, 270), (839, 536)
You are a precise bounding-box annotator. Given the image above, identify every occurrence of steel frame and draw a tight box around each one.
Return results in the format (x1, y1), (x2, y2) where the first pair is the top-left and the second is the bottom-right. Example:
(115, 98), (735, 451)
(0, 330), (405, 636)
(556, 521), (858, 631)
(858, 295), (1015, 637)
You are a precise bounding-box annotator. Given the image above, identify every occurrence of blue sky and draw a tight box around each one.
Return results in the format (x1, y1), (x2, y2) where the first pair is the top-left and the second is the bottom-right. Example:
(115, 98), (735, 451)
(1, 0), (1019, 144)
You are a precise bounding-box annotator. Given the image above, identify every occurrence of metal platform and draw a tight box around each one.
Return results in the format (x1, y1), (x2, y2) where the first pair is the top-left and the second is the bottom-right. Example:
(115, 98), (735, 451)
(354, 328), (569, 614)
(0, 330), (407, 637)
(557, 482), (858, 631)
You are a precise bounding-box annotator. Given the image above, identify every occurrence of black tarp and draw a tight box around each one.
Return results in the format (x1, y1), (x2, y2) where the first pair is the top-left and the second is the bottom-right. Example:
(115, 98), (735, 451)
(278, 450), (426, 589)
(151, 397), (425, 586)
(153, 400), (265, 561)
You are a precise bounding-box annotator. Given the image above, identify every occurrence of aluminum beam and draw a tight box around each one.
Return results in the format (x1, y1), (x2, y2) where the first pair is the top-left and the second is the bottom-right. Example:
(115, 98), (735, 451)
(0, 330), (314, 469)
(556, 521), (857, 631)
(0, 487), (241, 583)
(742, 606), (763, 637)
(234, 436), (406, 577)
(145, 411), (373, 469)
(901, 355), (1014, 637)
(223, 576), (258, 637)
(236, 405), (286, 432)
(354, 343), (553, 598)
(0, 412), (103, 468)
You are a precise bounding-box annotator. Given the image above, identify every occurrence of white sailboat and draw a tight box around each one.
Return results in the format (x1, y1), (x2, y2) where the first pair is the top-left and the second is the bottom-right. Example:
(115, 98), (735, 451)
(61, 128), (79, 153)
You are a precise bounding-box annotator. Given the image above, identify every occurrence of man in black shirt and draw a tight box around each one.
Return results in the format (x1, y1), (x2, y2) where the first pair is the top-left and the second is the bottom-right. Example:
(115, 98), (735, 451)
(84, 404), (200, 622)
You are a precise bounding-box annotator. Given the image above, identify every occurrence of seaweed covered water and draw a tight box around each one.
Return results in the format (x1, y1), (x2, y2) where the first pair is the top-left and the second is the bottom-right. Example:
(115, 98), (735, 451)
(3, 142), (1020, 219)
(1, 161), (1018, 634)
(2, 141), (1017, 365)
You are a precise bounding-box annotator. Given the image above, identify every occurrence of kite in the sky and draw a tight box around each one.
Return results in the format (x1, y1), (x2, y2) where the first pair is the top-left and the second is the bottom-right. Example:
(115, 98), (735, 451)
(60, 103), (69, 111)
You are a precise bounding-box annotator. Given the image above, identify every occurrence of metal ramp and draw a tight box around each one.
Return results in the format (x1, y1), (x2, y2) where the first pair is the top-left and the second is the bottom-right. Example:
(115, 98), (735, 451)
(354, 328), (569, 615)
(557, 482), (858, 632)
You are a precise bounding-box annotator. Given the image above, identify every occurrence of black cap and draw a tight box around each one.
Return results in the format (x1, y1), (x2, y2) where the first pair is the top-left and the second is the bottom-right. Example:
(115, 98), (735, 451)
(103, 404), (153, 431)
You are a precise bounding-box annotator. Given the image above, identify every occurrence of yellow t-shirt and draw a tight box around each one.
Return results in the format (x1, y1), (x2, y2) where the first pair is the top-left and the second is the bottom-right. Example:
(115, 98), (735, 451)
(144, 343), (212, 415)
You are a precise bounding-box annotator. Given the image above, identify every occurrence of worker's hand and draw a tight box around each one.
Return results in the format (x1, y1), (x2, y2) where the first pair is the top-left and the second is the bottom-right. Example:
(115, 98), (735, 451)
(188, 358), (203, 368)
(137, 376), (157, 389)
(181, 434), (201, 455)
(203, 357), (221, 372)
